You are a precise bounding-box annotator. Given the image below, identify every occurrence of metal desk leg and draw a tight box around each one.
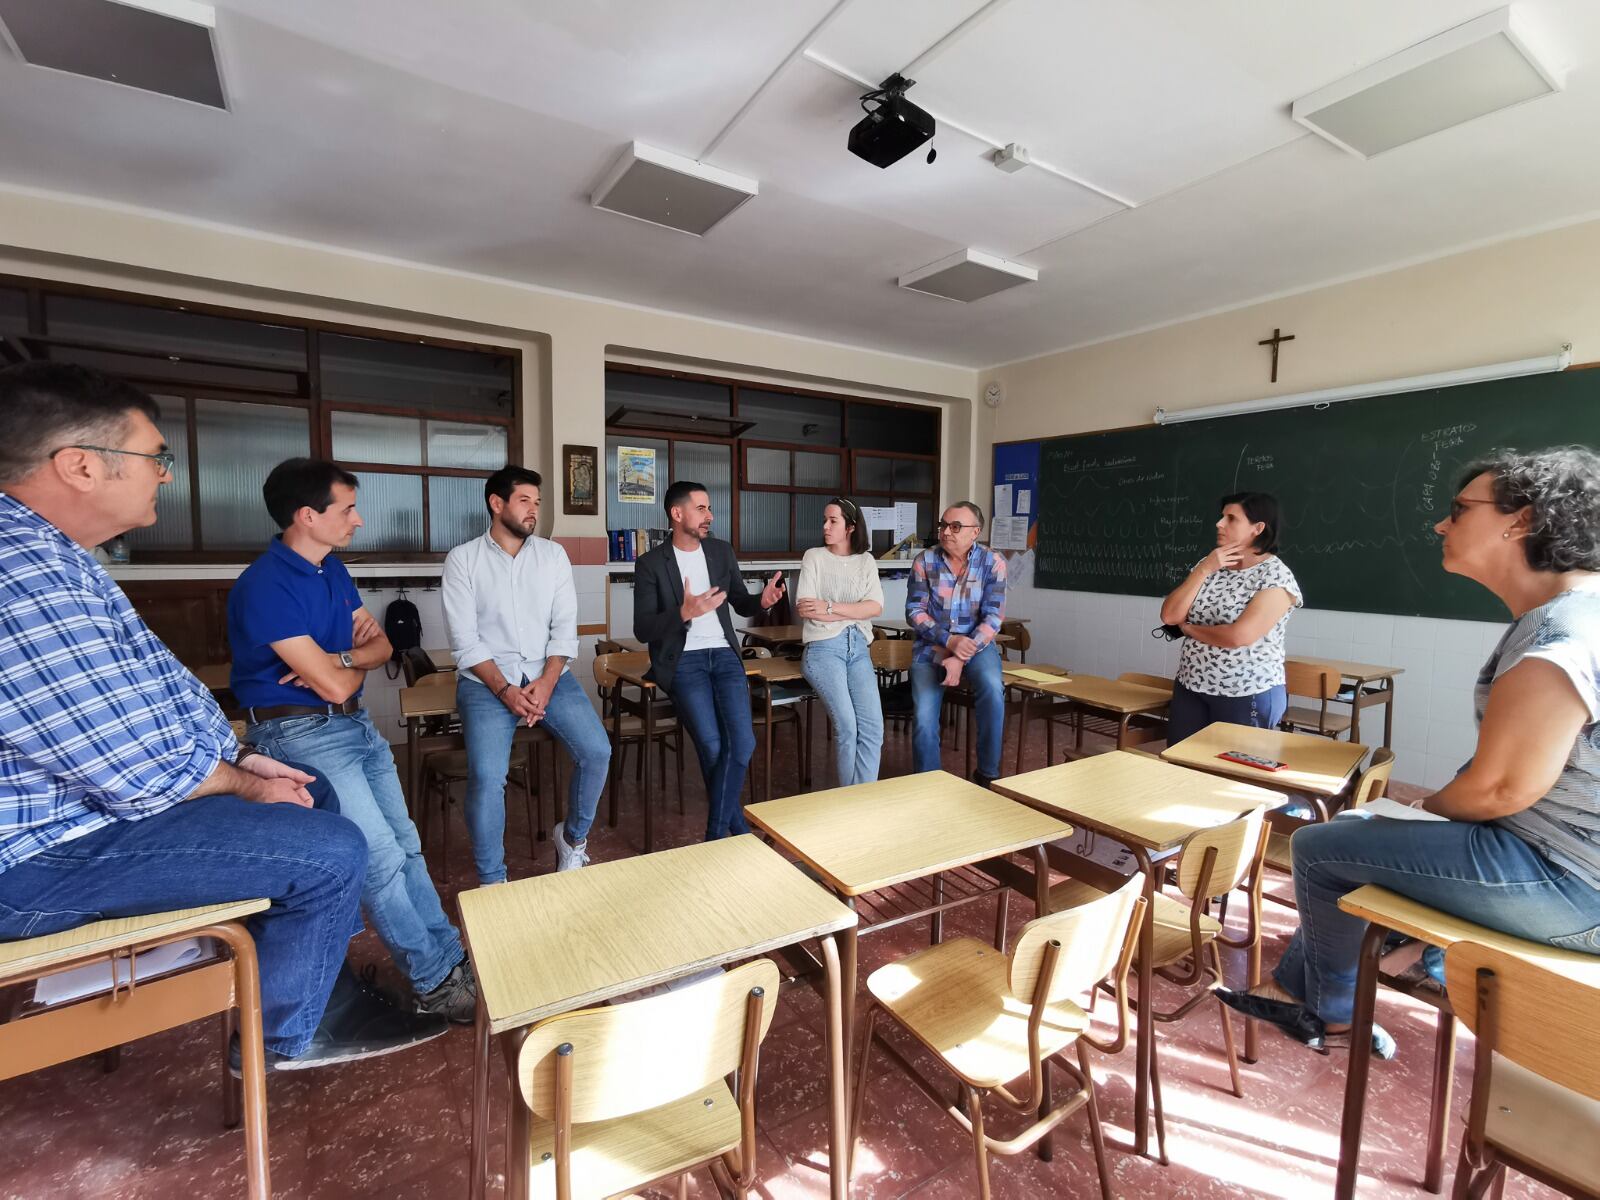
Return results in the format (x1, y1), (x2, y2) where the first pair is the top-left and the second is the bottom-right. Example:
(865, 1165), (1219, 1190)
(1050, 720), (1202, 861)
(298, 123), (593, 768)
(1335, 923), (1387, 1200)
(1348, 680), (1362, 745)
(504, 1026), (532, 1200)
(821, 934), (849, 1200)
(1033, 843), (1055, 1162)
(469, 985), (492, 1200)
(1116, 714), (1131, 750)
(764, 685), (775, 803)
(607, 703), (621, 828)
(1130, 846), (1159, 1160)
(1424, 1009), (1457, 1192)
(643, 687), (655, 852)
(839, 899), (859, 1069)
(1383, 682), (1396, 750)
(406, 719), (421, 819)
(1015, 690), (1030, 775)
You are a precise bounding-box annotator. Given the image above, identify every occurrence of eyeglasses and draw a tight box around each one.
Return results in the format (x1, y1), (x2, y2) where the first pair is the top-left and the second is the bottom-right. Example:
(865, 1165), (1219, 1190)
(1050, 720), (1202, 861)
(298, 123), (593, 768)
(935, 521), (978, 532)
(56, 445), (176, 475)
(1447, 497), (1497, 522)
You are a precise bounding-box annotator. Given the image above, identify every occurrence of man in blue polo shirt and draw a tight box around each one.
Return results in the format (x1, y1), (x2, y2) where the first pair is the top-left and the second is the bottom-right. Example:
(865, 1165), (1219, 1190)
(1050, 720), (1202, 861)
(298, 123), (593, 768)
(229, 458), (475, 1024)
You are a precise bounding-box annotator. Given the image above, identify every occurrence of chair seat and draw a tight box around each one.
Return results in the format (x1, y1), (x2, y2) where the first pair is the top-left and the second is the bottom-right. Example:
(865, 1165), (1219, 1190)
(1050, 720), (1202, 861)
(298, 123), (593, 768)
(606, 715), (681, 737)
(1047, 880), (1220, 968)
(1264, 831), (1294, 874)
(1281, 705), (1352, 736)
(526, 1079), (740, 1200)
(422, 749), (532, 783)
(1480, 1056), (1600, 1194)
(0, 900), (268, 982)
(866, 937), (1089, 1089)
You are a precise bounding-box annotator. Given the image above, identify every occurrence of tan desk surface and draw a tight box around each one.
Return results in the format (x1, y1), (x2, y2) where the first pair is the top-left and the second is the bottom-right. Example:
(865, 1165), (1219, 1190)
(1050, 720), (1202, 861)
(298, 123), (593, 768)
(458, 835), (854, 1035)
(1036, 673), (1172, 713)
(0, 898), (270, 980)
(744, 771), (1071, 897)
(745, 656), (808, 683)
(1002, 663), (1071, 685)
(1288, 656), (1404, 683)
(742, 624), (806, 645)
(1339, 885), (1600, 982)
(1162, 722), (1368, 798)
(994, 751), (1274, 852)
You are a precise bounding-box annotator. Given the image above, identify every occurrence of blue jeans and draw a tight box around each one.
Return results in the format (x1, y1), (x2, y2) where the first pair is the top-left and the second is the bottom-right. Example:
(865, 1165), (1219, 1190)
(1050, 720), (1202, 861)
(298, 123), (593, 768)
(1166, 680), (1287, 746)
(0, 769), (366, 1057)
(250, 710), (463, 994)
(1275, 813), (1600, 1024)
(803, 628), (883, 787)
(456, 672), (612, 884)
(666, 648), (756, 840)
(911, 641), (1004, 779)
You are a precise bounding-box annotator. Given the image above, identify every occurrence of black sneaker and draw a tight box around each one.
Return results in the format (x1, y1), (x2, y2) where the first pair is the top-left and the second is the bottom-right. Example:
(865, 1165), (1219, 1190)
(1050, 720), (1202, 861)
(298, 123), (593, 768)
(416, 957), (477, 1025)
(231, 961), (448, 1076)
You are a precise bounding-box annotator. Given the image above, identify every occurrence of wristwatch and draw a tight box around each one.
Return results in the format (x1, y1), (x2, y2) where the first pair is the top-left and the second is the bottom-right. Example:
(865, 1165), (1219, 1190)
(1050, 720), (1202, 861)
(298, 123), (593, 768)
(825, 600), (834, 616)
(339, 650), (356, 669)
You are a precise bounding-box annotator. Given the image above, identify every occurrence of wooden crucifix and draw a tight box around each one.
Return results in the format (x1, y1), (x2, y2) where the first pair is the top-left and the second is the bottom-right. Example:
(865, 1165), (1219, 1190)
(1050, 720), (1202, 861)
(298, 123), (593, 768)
(1258, 327), (1295, 383)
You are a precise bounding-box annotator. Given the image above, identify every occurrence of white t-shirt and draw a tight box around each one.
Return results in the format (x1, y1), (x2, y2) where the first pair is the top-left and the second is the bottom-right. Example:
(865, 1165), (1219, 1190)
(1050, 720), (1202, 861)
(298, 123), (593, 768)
(1175, 556), (1302, 697)
(674, 544), (727, 653)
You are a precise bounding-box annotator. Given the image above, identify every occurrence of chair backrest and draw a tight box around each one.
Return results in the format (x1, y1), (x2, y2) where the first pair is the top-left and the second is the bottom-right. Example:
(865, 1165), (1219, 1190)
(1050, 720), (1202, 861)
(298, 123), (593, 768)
(1175, 810), (1267, 901)
(1000, 620), (1031, 653)
(1351, 747), (1396, 807)
(1118, 672), (1175, 694)
(592, 650), (651, 690)
(398, 646), (440, 687)
(516, 959), (781, 1123)
(1284, 660), (1340, 701)
(1009, 874), (1145, 1005)
(593, 638), (624, 657)
(870, 639), (913, 672)
(741, 645), (773, 659)
(1445, 941), (1600, 1102)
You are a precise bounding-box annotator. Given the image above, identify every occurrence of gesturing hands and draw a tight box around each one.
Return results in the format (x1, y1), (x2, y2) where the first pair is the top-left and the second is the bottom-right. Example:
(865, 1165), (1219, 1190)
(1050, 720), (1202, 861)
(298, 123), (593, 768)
(760, 571), (786, 609)
(680, 582), (727, 622)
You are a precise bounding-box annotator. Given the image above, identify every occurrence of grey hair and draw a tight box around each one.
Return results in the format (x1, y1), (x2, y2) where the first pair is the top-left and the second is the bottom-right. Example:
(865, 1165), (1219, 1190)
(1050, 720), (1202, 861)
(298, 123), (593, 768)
(1458, 446), (1600, 573)
(0, 363), (159, 487)
(949, 499), (985, 529)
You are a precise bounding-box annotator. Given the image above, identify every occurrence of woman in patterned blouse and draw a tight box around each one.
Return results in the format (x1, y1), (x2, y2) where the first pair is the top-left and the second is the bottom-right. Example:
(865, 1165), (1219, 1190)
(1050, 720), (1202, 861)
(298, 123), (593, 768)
(1159, 492), (1302, 746)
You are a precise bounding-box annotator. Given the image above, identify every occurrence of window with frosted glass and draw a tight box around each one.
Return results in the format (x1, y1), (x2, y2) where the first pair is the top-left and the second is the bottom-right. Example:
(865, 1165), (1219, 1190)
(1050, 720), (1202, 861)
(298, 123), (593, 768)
(745, 446), (788, 486)
(739, 389), (840, 445)
(195, 399), (310, 550)
(45, 295), (306, 369)
(429, 476), (486, 552)
(793, 494), (831, 549)
(673, 442), (732, 533)
(124, 395), (193, 552)
(847, 401), (938, 454)
(739, 492), (789, 553)
(331, 411), (422, 466)
(427, 421), (506, 470)
(605, 370), (731, 420)
(348, 472), (423, 552)
(793, 451), (840, 490)
(321, 333), (513, 417)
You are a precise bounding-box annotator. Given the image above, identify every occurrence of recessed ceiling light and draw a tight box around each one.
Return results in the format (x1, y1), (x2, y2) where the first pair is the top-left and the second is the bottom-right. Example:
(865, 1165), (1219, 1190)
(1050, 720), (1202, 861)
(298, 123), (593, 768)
(898, 249), (1037, 303)
(591, 142), (758, 238)
(1291, 6), (1560, 158)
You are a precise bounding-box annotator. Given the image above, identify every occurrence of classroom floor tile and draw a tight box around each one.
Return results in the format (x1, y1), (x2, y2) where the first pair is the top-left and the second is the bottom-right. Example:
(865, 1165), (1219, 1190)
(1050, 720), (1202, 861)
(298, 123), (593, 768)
(0, 706), (1559, 1198)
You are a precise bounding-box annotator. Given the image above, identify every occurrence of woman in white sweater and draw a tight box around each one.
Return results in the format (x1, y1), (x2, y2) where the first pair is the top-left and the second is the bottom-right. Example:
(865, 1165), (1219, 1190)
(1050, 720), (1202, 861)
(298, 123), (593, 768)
(796, 498), (886, 786)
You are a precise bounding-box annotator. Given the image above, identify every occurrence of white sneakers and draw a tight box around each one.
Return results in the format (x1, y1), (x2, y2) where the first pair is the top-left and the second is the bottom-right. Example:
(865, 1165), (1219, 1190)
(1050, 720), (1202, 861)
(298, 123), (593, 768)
(552, 821), (590, 872)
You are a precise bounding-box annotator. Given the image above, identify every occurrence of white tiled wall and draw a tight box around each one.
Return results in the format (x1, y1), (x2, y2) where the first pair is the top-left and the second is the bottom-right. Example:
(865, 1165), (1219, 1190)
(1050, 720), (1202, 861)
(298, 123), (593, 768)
(1002, 574), (1504, 791)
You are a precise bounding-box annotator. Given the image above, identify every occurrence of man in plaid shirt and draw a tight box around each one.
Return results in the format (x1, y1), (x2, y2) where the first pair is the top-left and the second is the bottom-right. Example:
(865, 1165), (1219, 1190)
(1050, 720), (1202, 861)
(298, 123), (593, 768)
(905, 500), (1009, 786)
(0, 363), (443, 1070)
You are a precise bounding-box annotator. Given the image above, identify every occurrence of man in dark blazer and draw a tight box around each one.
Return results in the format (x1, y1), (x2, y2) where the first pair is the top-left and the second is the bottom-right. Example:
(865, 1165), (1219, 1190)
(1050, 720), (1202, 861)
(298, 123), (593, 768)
(634, 480), (784, 839)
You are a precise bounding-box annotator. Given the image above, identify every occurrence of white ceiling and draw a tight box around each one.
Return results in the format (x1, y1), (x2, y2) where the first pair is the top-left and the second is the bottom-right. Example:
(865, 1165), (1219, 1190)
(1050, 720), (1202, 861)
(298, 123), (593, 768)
(1, 1), (1599, 368)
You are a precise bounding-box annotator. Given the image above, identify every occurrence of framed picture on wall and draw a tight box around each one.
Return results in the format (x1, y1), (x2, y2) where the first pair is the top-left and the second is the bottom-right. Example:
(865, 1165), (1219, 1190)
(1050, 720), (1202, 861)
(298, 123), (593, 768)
(563, 444), (599, 516)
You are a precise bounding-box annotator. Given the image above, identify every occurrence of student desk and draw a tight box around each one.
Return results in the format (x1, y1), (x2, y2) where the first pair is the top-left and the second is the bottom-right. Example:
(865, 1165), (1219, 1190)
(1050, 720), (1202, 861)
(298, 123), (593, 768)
(399, 677), (460, 817)
(1333, 884), (1600, 1199)
(1008, 672), (1172, 771)
(740, 623), (806, 651)
(1287, 656), (1404, 748)
(458, 835), (856, 1200)
(992, 751), (1275, 1160)
(1162, 722), (1369, 817)
(744, 772), (1071, 1067)
(744, 654), (816, 800)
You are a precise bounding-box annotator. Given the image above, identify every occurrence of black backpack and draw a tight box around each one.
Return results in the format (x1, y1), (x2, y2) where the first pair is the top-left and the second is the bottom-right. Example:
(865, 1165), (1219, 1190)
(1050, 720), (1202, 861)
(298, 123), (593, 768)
(384, 594), (422, 662)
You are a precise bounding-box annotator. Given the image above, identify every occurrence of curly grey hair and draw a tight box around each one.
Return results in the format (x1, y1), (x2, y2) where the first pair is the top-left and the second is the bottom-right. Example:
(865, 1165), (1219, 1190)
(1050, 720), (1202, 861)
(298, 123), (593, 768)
(1458, 446), (1600, 573)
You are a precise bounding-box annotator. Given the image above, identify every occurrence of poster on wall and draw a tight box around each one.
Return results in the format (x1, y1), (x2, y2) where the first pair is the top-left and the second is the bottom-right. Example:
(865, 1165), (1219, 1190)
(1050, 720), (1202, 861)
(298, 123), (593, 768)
(616, 446), (657, 504)
(991, 441), (1041, 553)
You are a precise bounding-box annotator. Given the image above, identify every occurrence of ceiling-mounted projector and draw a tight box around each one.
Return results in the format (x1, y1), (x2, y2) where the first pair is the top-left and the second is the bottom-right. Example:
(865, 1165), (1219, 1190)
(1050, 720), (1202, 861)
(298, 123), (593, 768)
(847, 73), (934, 168)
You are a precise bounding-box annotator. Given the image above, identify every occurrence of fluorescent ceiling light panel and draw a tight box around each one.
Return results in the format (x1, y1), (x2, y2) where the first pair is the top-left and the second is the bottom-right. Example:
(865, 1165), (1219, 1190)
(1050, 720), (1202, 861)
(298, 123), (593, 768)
(591, 142), (758, 237)
(898, 249), (1038, 303)
(0, 0), (226, 109)
(1291, 7), (1560, 158)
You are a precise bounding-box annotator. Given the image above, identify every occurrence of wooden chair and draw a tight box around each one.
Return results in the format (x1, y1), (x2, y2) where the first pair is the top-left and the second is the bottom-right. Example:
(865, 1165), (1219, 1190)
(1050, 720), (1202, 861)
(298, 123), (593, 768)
(593, 651), (686, 821)
(999, 619), (1031, 662)
(851, 875), (1147, 1200)
(1048, 811), (1270, 1156)
(515, 958), (780, 1199)
(870, 637), (916, 740)
(1040, 672), (1170, 760)
(0, 901), (272, 1199)
(1281, 660), (1353, 739)
(1264, 748), (1396, 884)
(1444, 941), (1600, 1199)
(740, 647), (809, 801)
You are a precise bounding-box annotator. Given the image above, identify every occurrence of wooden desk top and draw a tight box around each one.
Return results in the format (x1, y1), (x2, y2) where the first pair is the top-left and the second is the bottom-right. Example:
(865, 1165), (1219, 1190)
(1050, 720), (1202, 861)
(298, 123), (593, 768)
(1339, 885), (1600, 982)
(1287, 656), (1403, 683)
(1002, 663), (1071, 686)
(870, 619), (1014, 646)
(0, 899), (269, 980)
(1035, 673), (1172, 713)
(744, 771), (1071, 897)
(1162, 722), (1368, 798)
(745, 656), (807, 684)
(742, 624), (805, 645)
(994, 751), (1274, 852)
(458, 836), (854, 1035)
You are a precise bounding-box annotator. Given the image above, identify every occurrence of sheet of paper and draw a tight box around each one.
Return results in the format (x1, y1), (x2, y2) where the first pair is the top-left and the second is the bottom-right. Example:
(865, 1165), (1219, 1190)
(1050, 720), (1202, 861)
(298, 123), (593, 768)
(991, 515), (1028, 551)
(1350, 797), (1448, 822)
(861, 505), (896, 536)
(993, 483), (1013, 517)
(1006, 667), (1069, 684)
(1015, 489), (1032, 515)
(32, 937), (213, 1005)
(893, 501), (918, 542)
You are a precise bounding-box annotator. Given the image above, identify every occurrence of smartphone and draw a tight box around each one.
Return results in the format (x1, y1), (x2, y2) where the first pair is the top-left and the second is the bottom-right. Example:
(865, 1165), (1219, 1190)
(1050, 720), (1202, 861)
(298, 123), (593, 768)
(1217, 750), (1287, 772)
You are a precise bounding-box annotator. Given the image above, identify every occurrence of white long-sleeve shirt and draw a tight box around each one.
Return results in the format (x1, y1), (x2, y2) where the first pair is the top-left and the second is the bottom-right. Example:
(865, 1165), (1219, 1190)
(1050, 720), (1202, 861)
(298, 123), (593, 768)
(442, 529), (578, 689)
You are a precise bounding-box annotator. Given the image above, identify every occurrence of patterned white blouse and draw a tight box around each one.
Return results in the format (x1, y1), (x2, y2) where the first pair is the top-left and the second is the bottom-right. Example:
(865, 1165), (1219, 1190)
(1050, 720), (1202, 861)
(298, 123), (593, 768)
(1175, 556), (1303, 698)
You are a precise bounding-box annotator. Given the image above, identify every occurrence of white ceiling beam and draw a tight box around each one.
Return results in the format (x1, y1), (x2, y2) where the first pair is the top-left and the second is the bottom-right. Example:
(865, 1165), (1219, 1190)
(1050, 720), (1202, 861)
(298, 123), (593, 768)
(901, 0), (1018, 80)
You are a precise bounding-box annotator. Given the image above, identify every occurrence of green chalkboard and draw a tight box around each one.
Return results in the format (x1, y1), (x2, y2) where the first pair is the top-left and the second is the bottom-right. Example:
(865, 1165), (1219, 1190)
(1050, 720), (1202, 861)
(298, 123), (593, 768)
(1033, 368), (1600, 621)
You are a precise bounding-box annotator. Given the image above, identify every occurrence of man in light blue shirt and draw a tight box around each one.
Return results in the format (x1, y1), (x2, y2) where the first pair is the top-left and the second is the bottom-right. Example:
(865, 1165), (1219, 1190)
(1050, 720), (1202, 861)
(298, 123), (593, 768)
(443, 467), (611, 880)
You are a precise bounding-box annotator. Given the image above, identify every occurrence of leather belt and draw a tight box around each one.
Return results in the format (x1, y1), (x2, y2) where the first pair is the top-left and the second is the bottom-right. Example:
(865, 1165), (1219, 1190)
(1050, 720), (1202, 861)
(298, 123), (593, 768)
(246, 698), (361, 723)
